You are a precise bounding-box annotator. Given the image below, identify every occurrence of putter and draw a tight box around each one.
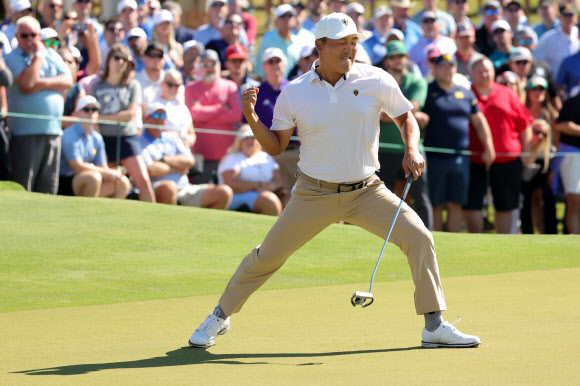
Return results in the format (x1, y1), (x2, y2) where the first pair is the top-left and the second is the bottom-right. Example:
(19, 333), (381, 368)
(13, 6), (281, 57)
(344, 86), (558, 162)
(351, 174), (414, 308)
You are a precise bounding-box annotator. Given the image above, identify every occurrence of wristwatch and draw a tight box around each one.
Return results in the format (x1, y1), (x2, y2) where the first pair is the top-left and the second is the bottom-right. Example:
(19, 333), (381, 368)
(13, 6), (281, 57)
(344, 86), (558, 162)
(160, 155), (166, 163)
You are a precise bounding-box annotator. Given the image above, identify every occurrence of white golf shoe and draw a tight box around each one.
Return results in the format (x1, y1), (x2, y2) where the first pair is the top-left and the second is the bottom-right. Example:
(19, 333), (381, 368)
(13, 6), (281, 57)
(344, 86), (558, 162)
(188, 312), (230, 348)
(421, 321), (481, 348)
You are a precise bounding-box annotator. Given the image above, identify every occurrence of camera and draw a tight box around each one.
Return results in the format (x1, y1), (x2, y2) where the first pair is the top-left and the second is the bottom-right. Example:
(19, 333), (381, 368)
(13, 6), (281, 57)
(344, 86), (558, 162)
(71, 23), (87, 32)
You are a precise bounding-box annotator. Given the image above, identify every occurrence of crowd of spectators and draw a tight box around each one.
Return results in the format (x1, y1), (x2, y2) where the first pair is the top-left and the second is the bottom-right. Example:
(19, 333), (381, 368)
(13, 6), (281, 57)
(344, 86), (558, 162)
(0, 0), (579, 233)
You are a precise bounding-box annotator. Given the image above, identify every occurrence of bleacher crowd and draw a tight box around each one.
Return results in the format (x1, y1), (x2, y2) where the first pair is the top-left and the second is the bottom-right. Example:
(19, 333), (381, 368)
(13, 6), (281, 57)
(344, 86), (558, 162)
(0, 0), (578, 234)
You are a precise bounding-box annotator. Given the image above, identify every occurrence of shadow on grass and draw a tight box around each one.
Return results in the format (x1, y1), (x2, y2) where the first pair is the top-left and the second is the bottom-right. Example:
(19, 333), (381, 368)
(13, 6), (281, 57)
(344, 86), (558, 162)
(13, 346), (422, 375)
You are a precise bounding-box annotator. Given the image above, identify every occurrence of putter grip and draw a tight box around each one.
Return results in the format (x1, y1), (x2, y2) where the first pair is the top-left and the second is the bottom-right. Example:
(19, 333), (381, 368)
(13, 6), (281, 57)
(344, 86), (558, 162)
(402, 174), (414, 201)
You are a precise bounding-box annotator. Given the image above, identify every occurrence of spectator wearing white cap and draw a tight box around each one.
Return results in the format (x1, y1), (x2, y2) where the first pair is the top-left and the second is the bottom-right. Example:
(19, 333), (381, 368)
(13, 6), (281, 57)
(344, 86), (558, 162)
(72, 0), (104, 40)
(1, 0), (34, 48)
(346, 2), (372, 39)
(361, 6), (394, 65)
(489, 19), (515, 69)
(127, 27), (149, 72)
(40, 28), (59, 50)
(454, 20), (484, 81)
(195, 0), (250, 47)
(531, 0), (560, 39)
(411, 0), (457, 37)
(475, 0), (503, 57)
(301, 0), (327, 34)
(254, 4), (312, 80)
(161, 1), (195, 45)
(288, 43), (317, 80)
(409, 11), (457, 76)
(534, 4), (580, 76)
(184, 49), (242, 184)
(39, 0), (63, 30)
(152, 9), (183, 68)
(513, 26), (538, 52)
(136, 0), (154, 40)
(118, 0), (139, 35)
(391, 0), (423, 52)
(181, 40), (205, 84)
(58, 95), (131, 199)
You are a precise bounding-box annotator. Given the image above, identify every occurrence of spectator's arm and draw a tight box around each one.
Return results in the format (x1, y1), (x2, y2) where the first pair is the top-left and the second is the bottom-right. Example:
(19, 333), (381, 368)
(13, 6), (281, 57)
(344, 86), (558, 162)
(0, 58), (13, 87)
(83, 23), (102, 76)
(62, 87), (86, 129)
(519, 125), (532, 166)
(188, 102), (226, 121)
(14, 55), (43, 94)
(470, 111), (496, 168)
(554, 121), (580, 136)
(164, 153), (195, 171)
(221, 169), (261, 193)
(210, 84), (243, 124)
(99, 102), (140, 122)
(68, 159), (124, 181)
(29, 74), (74, 94)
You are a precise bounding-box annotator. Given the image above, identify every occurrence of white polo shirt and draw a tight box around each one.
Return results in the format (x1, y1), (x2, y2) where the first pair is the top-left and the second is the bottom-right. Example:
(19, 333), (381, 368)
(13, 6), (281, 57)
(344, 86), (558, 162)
(271, 60), (413, 183)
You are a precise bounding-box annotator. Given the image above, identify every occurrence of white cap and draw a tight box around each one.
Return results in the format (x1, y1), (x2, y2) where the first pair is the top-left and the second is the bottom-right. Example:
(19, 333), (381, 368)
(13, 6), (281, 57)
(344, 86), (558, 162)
(275, 4), (296, 18)
(183, 40), (205, 55)
(127, 27), (147, 40)
(299, 43), (316, 58)
(76, 95), (101, 112)
(207, 0), (226, 8)
(145, 101), (167, 117)
(262, 47), (286, 63)
(386, 28), (405, 41)
(70, 46), (82, 60)
(373, 6), (392, 19)
(491, 19), (511, 32)
(509, 46), (532, 62)
(10, 0), (32, 12)
(40, 28), (58, 40)
(315, 13), (367, 41)
(153, 9), (173, 26)
(238, 125), (255, 139)
(346, 2), (365, 15)
(117, 0), (138, 14)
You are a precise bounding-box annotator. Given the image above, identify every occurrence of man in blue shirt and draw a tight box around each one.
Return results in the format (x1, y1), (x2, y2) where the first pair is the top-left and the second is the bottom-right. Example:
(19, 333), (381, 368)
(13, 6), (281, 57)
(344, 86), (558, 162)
(556, 49), (580, 98)
(361, 6), (393, 65)
(5, 16), (72, 194)
(59, 96), (131, 198)
(423, 54), (495, 232)
(391, 0), (423, 51)
(531, 0), (560, 39)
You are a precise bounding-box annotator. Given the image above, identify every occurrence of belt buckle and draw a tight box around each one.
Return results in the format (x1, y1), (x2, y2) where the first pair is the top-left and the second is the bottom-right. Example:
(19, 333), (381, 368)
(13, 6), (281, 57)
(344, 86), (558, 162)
(337, 181), (366, 193)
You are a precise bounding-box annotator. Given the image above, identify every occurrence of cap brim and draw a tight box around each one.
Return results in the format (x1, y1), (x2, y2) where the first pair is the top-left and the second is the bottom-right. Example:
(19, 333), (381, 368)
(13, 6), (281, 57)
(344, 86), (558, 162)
(324, 31), (367, 42)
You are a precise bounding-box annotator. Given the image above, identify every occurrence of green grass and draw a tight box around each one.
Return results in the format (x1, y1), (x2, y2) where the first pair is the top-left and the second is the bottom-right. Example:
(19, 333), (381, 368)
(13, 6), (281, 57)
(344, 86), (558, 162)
(1, 186), (578, 313)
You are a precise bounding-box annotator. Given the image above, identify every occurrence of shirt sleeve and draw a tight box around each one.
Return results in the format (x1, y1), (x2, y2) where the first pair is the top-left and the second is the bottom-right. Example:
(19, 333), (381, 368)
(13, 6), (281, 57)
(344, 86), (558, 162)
(172, 135), (192, 156)
(271, 88), (296, 131)
(217, 153), (241, 175)
(129, 80), (143, 105)
(407, 76), (428, 108)
(140, 143), (155, 166)
(468, 90), (480, 114)
(556, 97), (576, 123)
(512, 92), (533, 132)
(379, 71), (414, 118)
(61, 132), (78, 162)
(95, 135), (107, 166)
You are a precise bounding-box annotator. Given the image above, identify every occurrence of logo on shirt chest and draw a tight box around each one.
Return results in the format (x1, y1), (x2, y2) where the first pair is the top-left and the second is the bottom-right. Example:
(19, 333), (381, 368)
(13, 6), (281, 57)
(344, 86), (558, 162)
(353, 89), (359, 96)
(455, 91), (465, 99)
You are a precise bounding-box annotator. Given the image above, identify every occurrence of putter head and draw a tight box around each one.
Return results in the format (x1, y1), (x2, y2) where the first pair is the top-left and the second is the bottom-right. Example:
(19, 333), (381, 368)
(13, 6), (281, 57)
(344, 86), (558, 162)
(351, 291), (374, 308)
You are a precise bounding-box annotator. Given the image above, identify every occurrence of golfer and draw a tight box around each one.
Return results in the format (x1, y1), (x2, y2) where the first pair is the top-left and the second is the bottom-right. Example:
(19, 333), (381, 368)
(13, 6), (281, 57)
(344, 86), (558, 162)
(189, 13), (481, 349)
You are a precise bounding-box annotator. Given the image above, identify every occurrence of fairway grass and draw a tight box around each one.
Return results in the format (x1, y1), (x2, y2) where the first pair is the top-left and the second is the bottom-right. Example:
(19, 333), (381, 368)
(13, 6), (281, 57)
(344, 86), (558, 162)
(1, 269), (579, 384)
(1, 189), (579, 313)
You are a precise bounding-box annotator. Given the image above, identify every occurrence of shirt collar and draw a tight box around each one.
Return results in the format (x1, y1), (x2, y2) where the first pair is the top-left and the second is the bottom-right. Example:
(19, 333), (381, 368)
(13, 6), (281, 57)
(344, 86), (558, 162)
(308, 59), (359, 84)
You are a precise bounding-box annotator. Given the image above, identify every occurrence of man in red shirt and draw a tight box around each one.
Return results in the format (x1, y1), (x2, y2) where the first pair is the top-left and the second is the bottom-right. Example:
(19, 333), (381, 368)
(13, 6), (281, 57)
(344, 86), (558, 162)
(464, 57), (532, 233)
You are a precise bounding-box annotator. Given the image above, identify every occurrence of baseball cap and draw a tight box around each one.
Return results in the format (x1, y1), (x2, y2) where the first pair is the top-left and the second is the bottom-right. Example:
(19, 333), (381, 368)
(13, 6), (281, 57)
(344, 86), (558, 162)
(386, 40), (407, 56)
(484, 0), (502, 9)
(426, 44), (442, 59)
(127, 27), (147, 40)
(560, 4), (578, 15)
(509, 46), (532, 62)
(505, 0), (521, 9)
(200, 49), (220, 62)
(299, 43), (316, 58)
(40, 28), (58, 41)
(70, 46), (82, 62)
(207, 0), (226, 8)
(290, 0), (305, 9)
(153, 9), (173, 26)
(238, 125), (255, 139)
(315, 13), (367, 41)
(226, 44), (247, 60)
(456, 21), (475, 36)
(373, 6), (392, 19)
(491, 19), (511, 32)
(145, 101), (167, 117)
(10, 0), (32, 12)
(76, 95), (101, 112)
(433, 53), (457, 66)
(422, 11), (437, 22)
(145, 41), (164, 55)
(183, 40), (205, 55)
(390, 0), (416, 8)
(262, 47), (286, 63)
(526, 75), (548, 90)
(275, 4), (296, 18)
(346, 2), (365, 15)
(515, 26), (538, 42)
(117, 0), (137, 14)
(538, 0), (553, 7)
(386, 28), (405, 41)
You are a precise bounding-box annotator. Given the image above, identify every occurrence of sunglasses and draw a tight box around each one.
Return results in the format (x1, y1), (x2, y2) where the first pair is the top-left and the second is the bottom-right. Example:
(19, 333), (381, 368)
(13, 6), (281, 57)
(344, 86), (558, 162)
(112, 55), (127, 63)
(164, 81), (181, 88)
(530, 86), (545, 92)
(146, 52), (164, 59)
(493, 28), (507, 35)
(505, 7), (520, 12)
(201, 61), (217, 67)
(279, 13), (294, 18)
(224, 20), (241, 26)
(267, 58), (282, 64)
(518, 38), (533, 45)
(137, 0), (146, 5)
(422, 19), (436, 24)
(229, 58), (245, 64)
(81, 107), (99, 113)
(515, 60), (529, 65)
(106, 27), (123, 33)
(64, 15), (77, 20)
(485, 8), (500, 15)
(76, 0), (92, 3)
(210, 2), (225, 7)
(44, 39), (60, 48)
(150, 112), (167, 119)
(19, 33), (38, 39)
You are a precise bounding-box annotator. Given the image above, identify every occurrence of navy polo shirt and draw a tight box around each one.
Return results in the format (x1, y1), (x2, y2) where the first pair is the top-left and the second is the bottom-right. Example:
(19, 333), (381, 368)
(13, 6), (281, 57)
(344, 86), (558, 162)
(423, 81), (479, 151)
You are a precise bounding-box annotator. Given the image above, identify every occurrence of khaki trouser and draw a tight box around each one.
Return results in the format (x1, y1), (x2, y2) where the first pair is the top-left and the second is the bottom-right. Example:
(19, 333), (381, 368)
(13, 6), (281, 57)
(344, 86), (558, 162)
(219, 173), (447, 316)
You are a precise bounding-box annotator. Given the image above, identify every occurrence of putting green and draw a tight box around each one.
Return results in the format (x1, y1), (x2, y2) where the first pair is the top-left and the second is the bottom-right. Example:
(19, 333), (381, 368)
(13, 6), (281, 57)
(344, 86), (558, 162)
(2, 268), (578, 384)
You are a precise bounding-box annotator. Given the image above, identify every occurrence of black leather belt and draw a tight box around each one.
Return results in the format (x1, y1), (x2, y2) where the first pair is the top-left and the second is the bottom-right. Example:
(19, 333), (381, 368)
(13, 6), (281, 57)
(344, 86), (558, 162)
(286, 142), (300, 151)
(297, 170), (373, 193)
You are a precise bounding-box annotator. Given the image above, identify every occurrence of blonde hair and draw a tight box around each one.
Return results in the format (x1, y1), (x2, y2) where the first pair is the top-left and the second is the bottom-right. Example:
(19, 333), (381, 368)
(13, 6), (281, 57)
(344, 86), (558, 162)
(530, 119), (552, 173)
(226, 124), (261, 154)
(152, 21), (181, 54)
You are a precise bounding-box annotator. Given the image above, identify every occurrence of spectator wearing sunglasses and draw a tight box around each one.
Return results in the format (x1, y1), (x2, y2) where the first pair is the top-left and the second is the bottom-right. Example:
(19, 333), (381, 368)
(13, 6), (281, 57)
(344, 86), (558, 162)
(503, 0), (528, 34)
(136, 0), (154, 40)
(99, 18), (126, 70)
(449, 0), (471, 27)
(58, 95), (131, 198)
(227, 0), (258, 47)
(4, 16), (73, 194)
(531, 0), (560, 39)
(489, 20), (515, 70)
(223, 44), (259, 106)
(38, 0), (63, 30)
(140, 102), (233, 209)
(409, 11), (456, 76)
(411, 0), (457, 37)
(525, 76), (558, 133)
(90, 44), (156, 203)
(40, 28), (60, 50)
(454, 21), (483, 82)
(207, 13), (246, 68)
(1, 0), (35, 47)
(475, 0), (503, 57)
(161, 1), (196, 46)
(71, 0), (103, 40)
(195, 0), (250, 48)
(556, 26), (580, 98)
